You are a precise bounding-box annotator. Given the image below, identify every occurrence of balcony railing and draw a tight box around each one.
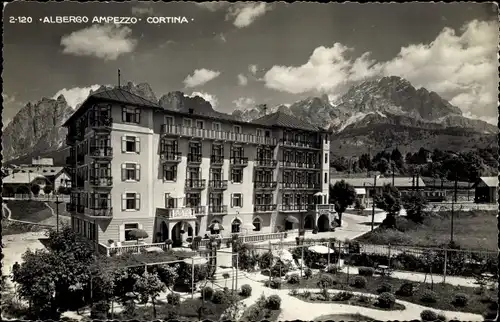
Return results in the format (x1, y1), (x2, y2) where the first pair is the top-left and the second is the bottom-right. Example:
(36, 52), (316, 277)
(89, 176), (113, 188)
(209, 180), (228, 190)
(90, 147), (113, 158)
(210, 155), (224, 166)
(254, 181), (278, 189)
(159, 207), (197, 219)
(280, 139), (320, 149)
(160, 151), (182, 163)
(187, 153), (202, 164)
(230, 157), (248, 167)
(85, 207), (113, 218)
(279, 204), (309, 212)
(308, 204), (336, 212)
(161, 124), (277, 146)
(280, 182), (320, 189)
(91, 117), (113, 130)
(209, 205), (228, 214)
(281, 161), (320, 169)
(254, 204), (277, 212)
(185, 179), (206, 190)
(255, 159), (277, 167)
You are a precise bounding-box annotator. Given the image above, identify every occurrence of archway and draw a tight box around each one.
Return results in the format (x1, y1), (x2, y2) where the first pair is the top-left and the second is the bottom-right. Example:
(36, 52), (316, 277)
(231, 218), (241, 233)
(161, 221), (169, 242)
(304, 215), (314, 230)
(171, 221), (193, 247)
(317, 214), (330, 232)
(285, 220), (293, 230)
(252, 218), (262, 232)
(209, 219), (222, 235)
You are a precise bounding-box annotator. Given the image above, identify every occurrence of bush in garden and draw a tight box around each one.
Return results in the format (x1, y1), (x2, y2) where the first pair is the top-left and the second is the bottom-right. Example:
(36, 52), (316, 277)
(287, 273), (300, 284)
(376, 282), (393, 294)
(326, 264), (338, 274)
(358, 267), (375, 276)
(437, 313), (447, 321)
(420, 289), (438, 303)
(266, 295), (282, 310)
(304, 268), (312, 279)
(259, 252), (273, 270)
(333, 291), (353, 301)
(396, 282), (416, 296)
(240, 284), (252, 297)
(201, 286), (213, 300)
(167, 292), (181, 306)
(452, 293), (469, 307)
(302, 290), (311, 299)
(90, 301), (110, 319)
(352, 276), (367, 289)
(212, 290), (229, 304)
(358, 295), (371, 303)
(270, 277), (282, 289)
(420, 309), (438, 321)
(377, 292), (396, 308)
(317, 274), (335, 289)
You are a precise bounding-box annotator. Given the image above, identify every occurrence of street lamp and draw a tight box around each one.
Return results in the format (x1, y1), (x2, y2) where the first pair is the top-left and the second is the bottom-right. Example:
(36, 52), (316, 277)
(54, 194), (63, 233)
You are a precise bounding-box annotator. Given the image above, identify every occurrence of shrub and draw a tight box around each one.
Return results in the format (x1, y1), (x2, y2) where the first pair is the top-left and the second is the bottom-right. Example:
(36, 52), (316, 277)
(201, 286), (213, 300)
(240, 284), (252, 297)
(302, 291), (311, 299)
(304, 268), (312, 279)
(352, 276), (367, 289)
(437, 313), (447, 321)
(266, 295), (281, 310)
(43, 185), (53, 195)
(287, 273), (300, 284)
(420, 309), (438, 321)
(377, 292), (396, 308)
(326, 264), (338, 274)
(452, 293), (469, 307)
(167, 292), (181, 306)
(358, 295), (371, 303)
(376, 282), (393, 294)
(317, 274), (335, 289)
(90, 301), (109, 319)
(212, 290), (229, 304)
(289, 288), (298, 296)
(270, 277), (282, 289)
(420, 289), (438, 303)
(358, 267), (375, 276)
(396, 282), (416, 296)
(333, 291), (353, 301)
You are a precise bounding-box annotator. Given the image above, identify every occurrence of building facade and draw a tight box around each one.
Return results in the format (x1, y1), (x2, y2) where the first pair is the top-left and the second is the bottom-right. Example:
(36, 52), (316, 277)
(63, 88), (332, 247)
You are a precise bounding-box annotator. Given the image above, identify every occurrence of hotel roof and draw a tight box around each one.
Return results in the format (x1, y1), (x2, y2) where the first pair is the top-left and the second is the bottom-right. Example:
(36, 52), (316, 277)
(252, 111), (320, 132)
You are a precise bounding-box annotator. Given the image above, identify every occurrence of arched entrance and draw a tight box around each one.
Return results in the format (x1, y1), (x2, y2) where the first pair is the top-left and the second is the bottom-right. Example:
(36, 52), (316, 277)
(161, 221), (169, 242)
(317, 214), (330, 232)
(171, 221), (193, 247)
(231, 218), (241, 233)
(304, 215), (314, 230)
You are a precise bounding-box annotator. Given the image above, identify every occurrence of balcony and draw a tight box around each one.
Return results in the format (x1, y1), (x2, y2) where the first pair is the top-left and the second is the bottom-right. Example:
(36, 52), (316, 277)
(209, 205), (228, 215)
(209, 180), (228, 190)
(254, 204), (277, 212)
(280, 182), (320, 190)
(185, 179), (206, 190)
(89, 176), (113, 188)
(161, 124), (278, 146)
(255, 159), (277, 168)
(90, 147), (113, 158)
(254, 181), (278, 190)
(280, 139), (320, 149)
(281, 161), (320, 169)
(187, 153), (202, 165)
(160, 151), (182, 163)
(210, 155), (224, 166)
(159, 207), (197, 219)
(91, 117), (113, 131)
(308, 204), (336, 212)
(85, 207), (113, 219)
(230, 157), (248, 167)
(279, 204), (309, 212)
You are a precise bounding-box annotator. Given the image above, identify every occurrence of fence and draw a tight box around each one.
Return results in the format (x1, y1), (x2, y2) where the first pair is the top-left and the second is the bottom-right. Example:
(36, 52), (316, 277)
(4, 194), (70, 202)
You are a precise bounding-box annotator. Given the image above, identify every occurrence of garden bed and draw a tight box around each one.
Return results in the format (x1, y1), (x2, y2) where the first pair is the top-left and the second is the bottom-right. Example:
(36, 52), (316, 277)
(280, 272), (497, 315)
(314, 313), (374, 321)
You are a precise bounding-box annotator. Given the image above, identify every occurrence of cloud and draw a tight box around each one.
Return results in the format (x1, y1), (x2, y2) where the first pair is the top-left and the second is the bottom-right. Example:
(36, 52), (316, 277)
(60, 24), (138, 61)
(248, 64), (258, 75)
(195, 2), (231, 12)
(237, 74), (248, 86)
(131, 5), (154, 17)
(183, 68), (221, 88)
(159, 40), (176, 48)
(233, 97), (256, 111)
(188, 92), (218, 108)
(226, 2), (271, 28)
(263, 19), (498, 122)
(52, 85), (102, 109)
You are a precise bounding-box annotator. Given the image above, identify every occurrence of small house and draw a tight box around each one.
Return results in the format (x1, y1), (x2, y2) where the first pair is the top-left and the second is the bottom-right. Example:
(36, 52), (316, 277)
(473, 177), (498, 204)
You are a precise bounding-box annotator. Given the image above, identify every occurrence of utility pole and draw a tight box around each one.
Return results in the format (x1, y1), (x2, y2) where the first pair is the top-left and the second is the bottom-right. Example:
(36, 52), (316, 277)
(54, 194), (63, 233)
(391, 162), (395, 186)
(371, 175), (377, 231)
(450, 172), (458, 243)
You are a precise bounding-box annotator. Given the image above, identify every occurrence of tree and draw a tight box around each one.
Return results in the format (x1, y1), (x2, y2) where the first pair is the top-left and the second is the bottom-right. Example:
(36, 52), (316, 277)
(330, 180), (357, 227)
(133, 272), (166, 318)
(402, 191), (428, 223)
(374, 184), (401, 228)
(376, 157), (390, 174)
(358, 153), (372, 170)
(31, 184), (41, 196)
(43, 185), (53, 195)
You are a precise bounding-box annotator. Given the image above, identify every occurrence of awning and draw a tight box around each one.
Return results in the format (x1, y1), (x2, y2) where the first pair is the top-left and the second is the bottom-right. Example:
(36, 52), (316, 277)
(209, 222), (224, 231)
(355, 188), (366, 195)
(308, 245), (334, 254)
(145, 246), (164, 253)
(285, 216), (299, 224)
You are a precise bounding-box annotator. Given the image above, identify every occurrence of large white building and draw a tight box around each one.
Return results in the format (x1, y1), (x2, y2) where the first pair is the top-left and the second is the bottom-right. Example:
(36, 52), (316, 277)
(63, 88), (333, 248)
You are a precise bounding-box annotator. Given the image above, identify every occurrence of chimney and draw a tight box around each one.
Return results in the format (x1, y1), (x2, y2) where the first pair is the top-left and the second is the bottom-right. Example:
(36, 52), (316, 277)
(263, 104), (267, 115)
(118, 69), (121, 88)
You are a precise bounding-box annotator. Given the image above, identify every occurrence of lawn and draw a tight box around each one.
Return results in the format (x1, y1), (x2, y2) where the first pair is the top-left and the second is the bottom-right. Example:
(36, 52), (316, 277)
(7, 200), (53, 223)
(281, 271), (497, 315)
(47, 201), (71, 217)
(356, 210), (497, 251)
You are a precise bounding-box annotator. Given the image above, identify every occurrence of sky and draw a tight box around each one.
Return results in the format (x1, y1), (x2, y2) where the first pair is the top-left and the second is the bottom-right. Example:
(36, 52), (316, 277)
(2, 2), (499, 125)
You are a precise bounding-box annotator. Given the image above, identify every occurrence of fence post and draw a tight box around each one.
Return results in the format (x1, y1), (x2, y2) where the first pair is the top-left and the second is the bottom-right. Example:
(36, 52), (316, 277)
(191, 257), (195, 299)
(443, 248), (447, 284)
(388, 244), (391, 269)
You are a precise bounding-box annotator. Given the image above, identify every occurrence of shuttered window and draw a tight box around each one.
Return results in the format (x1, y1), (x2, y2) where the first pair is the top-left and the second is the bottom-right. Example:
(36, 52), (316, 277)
(231, 193), (243, 208)
(121, 136), (140, 153)
(122, 106), (141, 124)
(121, 163), (141, 181)
(122, 193), (141, 211)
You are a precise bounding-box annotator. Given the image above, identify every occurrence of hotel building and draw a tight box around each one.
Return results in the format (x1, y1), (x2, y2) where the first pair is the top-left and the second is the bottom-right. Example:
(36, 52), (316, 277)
(63, 88), (334, 248)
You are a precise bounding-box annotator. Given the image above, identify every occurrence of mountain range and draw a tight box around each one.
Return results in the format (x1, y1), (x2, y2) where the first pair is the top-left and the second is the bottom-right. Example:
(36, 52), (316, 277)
(3, 76), (497, 164)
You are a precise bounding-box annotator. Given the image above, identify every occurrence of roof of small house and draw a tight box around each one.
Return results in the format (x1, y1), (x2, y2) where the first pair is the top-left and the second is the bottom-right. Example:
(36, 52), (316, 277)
(13, 166), (66, 178)
(474, 176), (499, 188)
(3, 172), (48, 184)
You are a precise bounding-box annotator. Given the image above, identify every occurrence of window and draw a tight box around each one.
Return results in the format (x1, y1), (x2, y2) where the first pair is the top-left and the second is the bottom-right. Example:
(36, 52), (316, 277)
(122, 163), (140, 181)
(165, 194), (177, 208)
(253, 218), (261, 231)
(124, 223), (139, 241)
(256, 129), (263, 136)
(163, 164), (177, 181)
(324, 153), (328, 164)
(231, 168), (243, 183)
(232, 193), (243, 207)
(210, 168), (222, 181)
(233, 125), (241, 133)
(264, 130), (271, 137)
(186, 193), (201, 207)
(161, 139), (178, 154)
(122, 136), (140, 153)
(212, 122), (221, 131)
(195, 120), (204, 129)
(209, 192), (223, 206)
(212, 144), (223, 156)
(183, 118), (192, 127)
(122, 107), (141, 124)
(164, 116), (174, 126)
(324, 172), (328, 184)
(122, 193), (140, 211)
(231, 219), (241, 233)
